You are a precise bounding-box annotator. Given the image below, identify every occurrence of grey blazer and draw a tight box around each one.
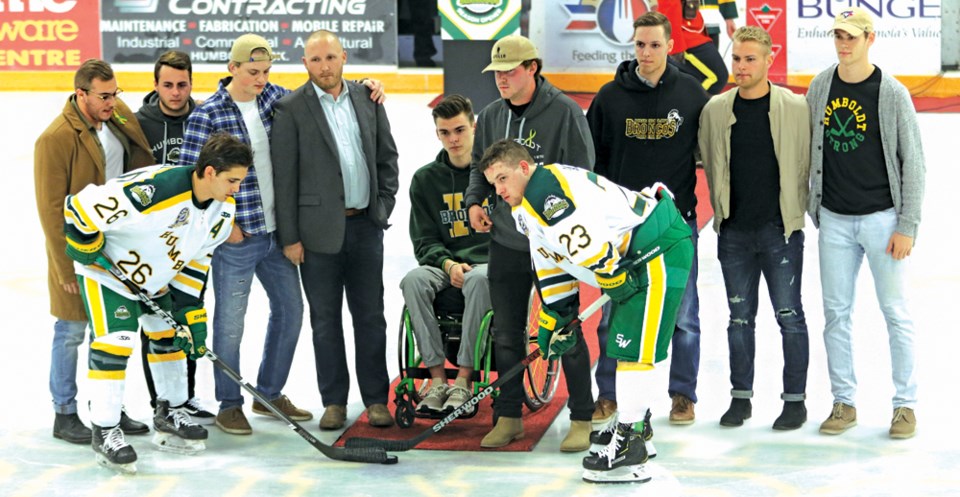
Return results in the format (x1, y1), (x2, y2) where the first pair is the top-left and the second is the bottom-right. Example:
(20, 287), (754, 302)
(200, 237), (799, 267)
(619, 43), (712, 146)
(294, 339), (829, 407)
(272, 80), (399, 254)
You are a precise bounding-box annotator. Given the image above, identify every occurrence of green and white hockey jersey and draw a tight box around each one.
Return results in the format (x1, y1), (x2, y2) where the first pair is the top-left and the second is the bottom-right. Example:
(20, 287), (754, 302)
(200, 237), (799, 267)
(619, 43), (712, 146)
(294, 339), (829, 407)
(64, 165), (236, 305)
(511, 164), (683, 312)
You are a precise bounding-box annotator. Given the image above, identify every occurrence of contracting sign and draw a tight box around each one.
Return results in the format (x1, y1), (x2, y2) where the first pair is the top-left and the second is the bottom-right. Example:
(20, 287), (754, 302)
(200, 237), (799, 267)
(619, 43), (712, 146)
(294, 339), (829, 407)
(101, 0), (397, 65)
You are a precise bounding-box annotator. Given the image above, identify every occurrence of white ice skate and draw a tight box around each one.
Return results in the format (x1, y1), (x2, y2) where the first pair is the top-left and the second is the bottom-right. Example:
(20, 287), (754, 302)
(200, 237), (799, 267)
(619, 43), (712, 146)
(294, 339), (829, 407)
(153, 400), (208, 455)
(93, 423), (137, 475)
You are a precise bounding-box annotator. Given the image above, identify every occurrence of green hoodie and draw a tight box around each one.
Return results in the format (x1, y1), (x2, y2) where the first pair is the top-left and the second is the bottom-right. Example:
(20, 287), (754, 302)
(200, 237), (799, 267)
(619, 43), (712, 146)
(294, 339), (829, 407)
(409, 150), (491, 268)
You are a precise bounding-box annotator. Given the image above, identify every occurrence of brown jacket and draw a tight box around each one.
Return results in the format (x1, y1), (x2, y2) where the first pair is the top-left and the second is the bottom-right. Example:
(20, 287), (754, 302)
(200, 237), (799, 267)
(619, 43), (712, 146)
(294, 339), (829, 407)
(34, 96), (153, 320)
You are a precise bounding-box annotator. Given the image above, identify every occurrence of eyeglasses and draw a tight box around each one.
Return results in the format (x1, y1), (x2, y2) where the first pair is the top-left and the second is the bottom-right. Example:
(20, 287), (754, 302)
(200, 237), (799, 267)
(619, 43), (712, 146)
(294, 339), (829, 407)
(81, 88), (123, 102)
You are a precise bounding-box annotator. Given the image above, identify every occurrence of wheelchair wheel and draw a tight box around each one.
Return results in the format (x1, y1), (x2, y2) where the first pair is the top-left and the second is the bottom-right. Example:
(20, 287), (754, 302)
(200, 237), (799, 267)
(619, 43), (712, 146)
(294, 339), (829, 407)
(395, 398), (415, 428)
(523, 290), (561, 411)
(397, 307), (429, 405)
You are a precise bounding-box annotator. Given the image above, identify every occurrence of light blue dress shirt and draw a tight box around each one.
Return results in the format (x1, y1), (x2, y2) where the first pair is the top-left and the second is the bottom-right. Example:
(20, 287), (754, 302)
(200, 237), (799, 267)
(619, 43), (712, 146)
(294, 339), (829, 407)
(313, 80), (370, 210)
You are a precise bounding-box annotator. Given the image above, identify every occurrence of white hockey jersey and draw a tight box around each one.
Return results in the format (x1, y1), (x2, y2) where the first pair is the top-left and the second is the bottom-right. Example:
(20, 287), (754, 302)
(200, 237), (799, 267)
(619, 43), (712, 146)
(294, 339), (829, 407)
(511, 164), (667, 311)
(64, 165), (235, 303)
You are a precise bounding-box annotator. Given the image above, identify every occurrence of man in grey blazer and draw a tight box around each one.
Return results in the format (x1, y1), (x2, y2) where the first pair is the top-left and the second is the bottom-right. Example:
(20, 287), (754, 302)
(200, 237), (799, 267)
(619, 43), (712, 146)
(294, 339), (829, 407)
(272, 30), (400, 430)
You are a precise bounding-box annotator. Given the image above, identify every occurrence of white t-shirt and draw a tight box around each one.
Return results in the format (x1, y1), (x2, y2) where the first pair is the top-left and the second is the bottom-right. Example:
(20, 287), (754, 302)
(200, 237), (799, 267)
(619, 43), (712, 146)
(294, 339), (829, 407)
(236, 99), (276, 232)
(98, 125), (124, 180)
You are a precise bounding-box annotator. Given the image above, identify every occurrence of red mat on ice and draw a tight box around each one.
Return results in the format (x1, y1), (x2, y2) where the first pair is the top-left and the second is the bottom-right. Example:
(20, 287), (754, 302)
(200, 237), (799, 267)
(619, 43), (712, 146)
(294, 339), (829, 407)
(334, 285), (602, 452)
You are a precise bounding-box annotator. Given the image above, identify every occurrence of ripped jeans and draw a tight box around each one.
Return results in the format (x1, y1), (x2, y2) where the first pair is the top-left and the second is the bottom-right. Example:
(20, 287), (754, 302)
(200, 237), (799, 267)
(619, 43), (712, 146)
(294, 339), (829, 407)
(211, 232), (304, 411)
(718, 221), (809, 401)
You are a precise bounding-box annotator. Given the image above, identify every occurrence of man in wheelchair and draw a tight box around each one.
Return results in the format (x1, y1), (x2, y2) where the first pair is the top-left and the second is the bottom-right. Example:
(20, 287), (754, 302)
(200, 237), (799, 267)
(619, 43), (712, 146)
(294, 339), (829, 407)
(400, 95), (491, 415)
(480, 140), (694, 484)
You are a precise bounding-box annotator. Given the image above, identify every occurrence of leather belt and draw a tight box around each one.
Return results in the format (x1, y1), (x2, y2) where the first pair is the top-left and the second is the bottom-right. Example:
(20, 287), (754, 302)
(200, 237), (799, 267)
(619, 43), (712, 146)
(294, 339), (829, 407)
(345, 208), (366, 217)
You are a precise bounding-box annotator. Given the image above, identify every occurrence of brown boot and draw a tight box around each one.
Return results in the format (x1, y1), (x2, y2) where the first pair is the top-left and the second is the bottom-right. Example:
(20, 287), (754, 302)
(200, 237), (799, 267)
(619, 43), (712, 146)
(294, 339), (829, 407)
(591, 398), (618, 428)
(366, 404), (394, 428)
(560, 420), (592, 452)
(819, 402), (856, 435)
(889, 407), (915, 439)
(319, 405), (347, 430)
(669, 394), (695, 425)
(480, 417), (524, 448)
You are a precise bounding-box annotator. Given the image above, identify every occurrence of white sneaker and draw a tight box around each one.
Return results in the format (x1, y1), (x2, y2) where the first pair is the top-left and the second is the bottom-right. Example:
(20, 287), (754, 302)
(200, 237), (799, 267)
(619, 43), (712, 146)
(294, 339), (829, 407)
(417, 383), (449, 413)
(442, 385), (474, 414)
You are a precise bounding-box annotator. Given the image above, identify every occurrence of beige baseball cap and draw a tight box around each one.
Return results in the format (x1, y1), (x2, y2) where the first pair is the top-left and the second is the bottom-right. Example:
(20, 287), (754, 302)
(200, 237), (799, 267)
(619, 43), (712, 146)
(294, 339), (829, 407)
(230, 34), (278, 63)
(832, 7), (874, 36)
(482, 35), (539, 73)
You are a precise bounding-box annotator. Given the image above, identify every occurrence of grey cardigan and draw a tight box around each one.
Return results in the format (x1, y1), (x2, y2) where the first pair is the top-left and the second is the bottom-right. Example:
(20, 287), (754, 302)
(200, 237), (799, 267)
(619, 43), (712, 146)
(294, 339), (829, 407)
(806, 64), (925, 238)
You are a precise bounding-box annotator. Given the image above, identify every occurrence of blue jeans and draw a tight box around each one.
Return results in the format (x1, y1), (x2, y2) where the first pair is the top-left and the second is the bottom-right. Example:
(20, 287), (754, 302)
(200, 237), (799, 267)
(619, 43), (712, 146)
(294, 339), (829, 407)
(668, 218), (701, 402)
(595, 218), (701, 403)
(819, 208), (917, 409)
(50, 319), (87, 414)
(212, 232), (304, 410)
(718, 222), (808, 401)
(300, 216), (390, 407)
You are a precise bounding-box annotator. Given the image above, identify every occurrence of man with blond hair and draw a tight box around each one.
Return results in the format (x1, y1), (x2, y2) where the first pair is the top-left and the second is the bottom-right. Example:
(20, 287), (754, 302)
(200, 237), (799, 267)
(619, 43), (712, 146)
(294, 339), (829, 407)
(699, 26), (811, 430)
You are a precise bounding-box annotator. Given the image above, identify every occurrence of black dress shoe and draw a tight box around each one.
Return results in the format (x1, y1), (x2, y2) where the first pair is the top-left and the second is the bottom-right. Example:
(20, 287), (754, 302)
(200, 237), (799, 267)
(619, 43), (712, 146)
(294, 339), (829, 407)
(773, 401), (807, 430)
(120, 408), (150, 435)
(719, 398), (752, 427)
(53, 413), (92, 444)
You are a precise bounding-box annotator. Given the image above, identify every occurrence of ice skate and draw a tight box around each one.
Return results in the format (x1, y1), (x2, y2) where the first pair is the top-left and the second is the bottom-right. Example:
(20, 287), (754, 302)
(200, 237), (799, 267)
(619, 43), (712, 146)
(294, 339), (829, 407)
(153, 400), (208, 454)
(582, 421), (651, 484)
(589, 409), (656, 459)
(92, 423), (137, 474)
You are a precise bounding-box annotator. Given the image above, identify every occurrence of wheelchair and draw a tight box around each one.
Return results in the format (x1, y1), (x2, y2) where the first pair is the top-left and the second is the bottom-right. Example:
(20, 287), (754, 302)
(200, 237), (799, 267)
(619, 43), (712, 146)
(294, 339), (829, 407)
(394, 286), (562, 428)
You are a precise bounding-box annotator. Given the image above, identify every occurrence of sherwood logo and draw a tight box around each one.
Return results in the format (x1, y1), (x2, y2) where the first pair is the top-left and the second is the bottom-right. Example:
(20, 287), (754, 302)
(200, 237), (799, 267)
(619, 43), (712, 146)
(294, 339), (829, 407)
(432, 385), (492, 432)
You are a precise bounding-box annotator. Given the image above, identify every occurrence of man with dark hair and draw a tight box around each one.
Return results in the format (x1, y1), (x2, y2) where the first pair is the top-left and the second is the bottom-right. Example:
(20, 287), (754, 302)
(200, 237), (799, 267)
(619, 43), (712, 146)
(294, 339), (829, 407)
(699, 26), (811, 430)
(63, 133), (252, 473)
(479, 139), (693, 484)
(465, 34), (596, 451)
(272, 30), (399, 430)
(136, 50), (195, 166)
(400, 94), (490, 414)
(807, 7), (925, 440)
(134, 50), (215, 425)
(587, 11), (709, 426)
(35, 58), (153, 445)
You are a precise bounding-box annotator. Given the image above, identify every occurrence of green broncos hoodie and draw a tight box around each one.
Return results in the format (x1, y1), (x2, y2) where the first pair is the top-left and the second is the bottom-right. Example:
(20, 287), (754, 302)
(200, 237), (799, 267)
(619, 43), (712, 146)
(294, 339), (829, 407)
(409, 150), (491, 268)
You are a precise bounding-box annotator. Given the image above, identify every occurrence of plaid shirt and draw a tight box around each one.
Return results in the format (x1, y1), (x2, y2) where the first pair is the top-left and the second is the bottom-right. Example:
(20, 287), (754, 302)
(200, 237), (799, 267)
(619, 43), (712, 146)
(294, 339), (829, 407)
(181, 77), (290, 235)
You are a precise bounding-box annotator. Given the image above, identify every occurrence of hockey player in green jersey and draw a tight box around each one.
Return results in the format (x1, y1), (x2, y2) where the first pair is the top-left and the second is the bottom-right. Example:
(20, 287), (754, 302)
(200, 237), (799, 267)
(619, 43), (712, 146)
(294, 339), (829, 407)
(63, 133), (252, 473)
(479, 139), (694, 484)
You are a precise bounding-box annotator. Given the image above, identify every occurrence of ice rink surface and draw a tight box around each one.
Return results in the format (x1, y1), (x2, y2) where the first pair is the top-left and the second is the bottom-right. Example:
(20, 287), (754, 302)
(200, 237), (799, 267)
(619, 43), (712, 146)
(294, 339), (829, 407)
(1, 90), (958, 496)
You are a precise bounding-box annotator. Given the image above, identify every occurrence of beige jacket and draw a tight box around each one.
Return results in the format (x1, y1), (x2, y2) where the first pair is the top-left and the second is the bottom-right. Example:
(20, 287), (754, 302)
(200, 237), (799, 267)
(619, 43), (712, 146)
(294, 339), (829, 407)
(698, 83), (811, 238)
(34, 96), (153, 320)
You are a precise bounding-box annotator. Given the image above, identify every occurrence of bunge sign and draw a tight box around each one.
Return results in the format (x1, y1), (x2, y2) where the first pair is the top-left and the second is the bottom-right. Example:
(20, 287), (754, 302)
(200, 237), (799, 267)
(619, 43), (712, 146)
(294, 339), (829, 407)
(0, 0), (101, 70)
(100, 0), (397, 66)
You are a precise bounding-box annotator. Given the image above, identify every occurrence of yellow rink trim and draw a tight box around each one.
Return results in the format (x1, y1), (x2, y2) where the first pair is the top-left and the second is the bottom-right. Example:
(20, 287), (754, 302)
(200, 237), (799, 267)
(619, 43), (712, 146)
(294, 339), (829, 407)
(88, 370), (125, 380)
(148, 351), (187, 363)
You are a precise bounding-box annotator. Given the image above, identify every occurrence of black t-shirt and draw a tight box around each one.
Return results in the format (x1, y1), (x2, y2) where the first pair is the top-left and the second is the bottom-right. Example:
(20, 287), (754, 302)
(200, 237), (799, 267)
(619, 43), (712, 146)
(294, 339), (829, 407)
(724, 90), (781, 231)
(821, 67), (893, 215)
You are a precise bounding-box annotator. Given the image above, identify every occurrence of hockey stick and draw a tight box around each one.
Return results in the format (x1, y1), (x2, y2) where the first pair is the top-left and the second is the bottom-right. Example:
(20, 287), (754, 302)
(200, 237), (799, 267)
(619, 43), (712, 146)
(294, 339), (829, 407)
(344, 293), (611, 451)
(95, 256), (397, 465)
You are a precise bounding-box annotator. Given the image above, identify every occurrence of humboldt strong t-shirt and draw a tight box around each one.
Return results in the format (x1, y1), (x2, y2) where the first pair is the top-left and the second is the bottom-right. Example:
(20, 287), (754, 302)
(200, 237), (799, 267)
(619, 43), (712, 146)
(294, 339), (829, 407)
(821, 67), (892, 215)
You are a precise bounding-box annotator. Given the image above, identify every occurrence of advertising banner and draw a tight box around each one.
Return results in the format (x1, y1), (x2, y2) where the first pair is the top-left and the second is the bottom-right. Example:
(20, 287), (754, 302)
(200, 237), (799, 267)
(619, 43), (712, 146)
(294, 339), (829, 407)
(100, 0), (397, 66)
(787, 0), (941, 74)
(747, 0), (786, 83)
(531, 0), (653, 72)
(0, 0), (101, 70)
(439, 0), (521, 40)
